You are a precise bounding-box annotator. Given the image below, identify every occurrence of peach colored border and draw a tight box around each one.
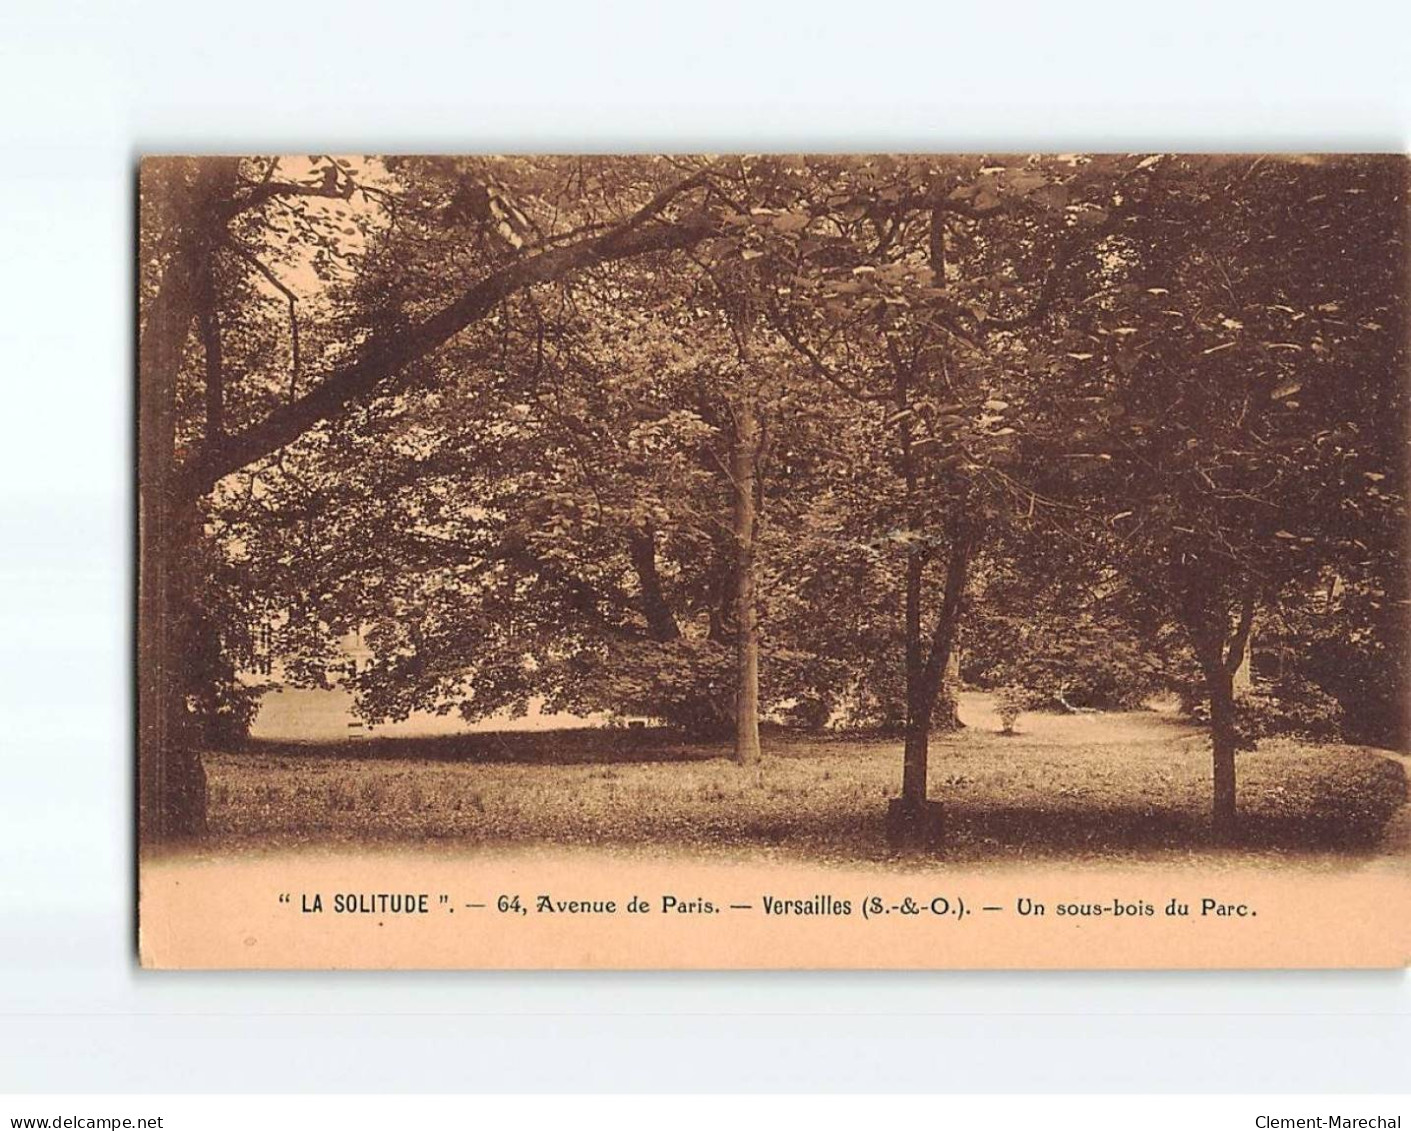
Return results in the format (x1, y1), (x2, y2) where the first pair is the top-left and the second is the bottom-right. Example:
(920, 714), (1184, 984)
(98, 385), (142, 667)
(139, 847), (1410, 969)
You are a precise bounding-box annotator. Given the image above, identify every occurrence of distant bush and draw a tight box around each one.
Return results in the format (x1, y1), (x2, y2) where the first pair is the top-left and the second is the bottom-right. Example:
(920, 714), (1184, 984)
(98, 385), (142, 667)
(1294, 632), (1409, 751)
(1176, 673), (1345, 743)
(994, 686), (1026, 734)
(1238, 676), (1345, 742)
(778, 695), (832, 731)
(964, 611), (1165, 713)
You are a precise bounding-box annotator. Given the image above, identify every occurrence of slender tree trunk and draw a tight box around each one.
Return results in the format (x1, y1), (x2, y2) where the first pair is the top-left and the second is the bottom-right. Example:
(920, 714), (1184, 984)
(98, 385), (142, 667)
(732, 391), (761, 765)
(1232, 617), (1254, 693)
(900, 539), (927, 803)
(628, 526), (729, 738)
(935, 636), (964, 731)
(891, 531), (971, 846)
(1206, 662), (1239, 840)
(890, 199), (964, 842)
(1184, 587), (1256, 842)
(626, 525), (681, 644)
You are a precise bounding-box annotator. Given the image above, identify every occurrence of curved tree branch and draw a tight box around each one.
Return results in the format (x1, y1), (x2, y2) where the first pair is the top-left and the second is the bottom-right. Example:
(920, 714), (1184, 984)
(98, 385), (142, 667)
(176, 178), (720, 502)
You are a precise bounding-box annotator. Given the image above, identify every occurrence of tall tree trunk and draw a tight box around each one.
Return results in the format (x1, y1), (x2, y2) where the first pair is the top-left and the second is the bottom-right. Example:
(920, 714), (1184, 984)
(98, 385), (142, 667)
(732, 390), (761, 765)
(137, 158), (238, 845)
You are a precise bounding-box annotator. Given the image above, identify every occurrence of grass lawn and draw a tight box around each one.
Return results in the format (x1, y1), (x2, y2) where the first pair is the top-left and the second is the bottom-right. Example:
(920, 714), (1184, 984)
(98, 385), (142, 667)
(200, 694), (1409, 866)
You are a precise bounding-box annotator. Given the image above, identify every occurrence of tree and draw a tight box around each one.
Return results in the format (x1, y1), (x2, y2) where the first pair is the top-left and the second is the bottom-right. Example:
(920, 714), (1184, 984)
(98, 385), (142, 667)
(1067, 155), (1407, 836)
(140, 155), (366, 838)
(140, 156), (728, 840)
(759, 154), (1156, 842)
(143, 152), (1406, 851)
(139, 158), (239, 840)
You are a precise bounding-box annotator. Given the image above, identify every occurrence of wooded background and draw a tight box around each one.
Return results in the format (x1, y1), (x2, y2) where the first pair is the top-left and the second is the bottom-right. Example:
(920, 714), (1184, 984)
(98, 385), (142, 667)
(138, 154), (1409, 844)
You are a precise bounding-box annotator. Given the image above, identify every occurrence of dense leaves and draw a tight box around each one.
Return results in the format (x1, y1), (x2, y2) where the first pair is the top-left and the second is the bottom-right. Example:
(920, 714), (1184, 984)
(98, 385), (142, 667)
(140, 154), (1409, 841)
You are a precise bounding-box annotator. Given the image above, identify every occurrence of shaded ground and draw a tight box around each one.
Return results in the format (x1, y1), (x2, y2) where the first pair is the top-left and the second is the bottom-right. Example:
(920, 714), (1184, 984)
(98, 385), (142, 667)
(203, 693), (1409, 866)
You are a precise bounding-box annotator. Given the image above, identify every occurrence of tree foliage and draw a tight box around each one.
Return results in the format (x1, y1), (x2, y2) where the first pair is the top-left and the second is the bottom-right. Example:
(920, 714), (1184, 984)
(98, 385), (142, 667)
(140, 153), (1409, 842)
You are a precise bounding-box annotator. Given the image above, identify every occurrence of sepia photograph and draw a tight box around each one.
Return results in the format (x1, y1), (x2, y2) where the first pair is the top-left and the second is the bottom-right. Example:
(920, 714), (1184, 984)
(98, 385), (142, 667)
(136, 153), (1410, 968)
(13, 0), (1411, 1113)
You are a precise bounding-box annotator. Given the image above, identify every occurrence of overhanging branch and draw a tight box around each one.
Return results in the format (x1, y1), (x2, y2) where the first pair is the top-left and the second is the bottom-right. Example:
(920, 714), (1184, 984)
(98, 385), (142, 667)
(175, 182), (719, 502)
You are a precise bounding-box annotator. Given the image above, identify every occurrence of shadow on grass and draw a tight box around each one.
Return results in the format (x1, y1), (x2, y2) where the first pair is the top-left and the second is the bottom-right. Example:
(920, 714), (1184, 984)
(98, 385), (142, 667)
(939, 799), (1405, 854)
(239, 723), (887, 765)
(243, 726), (725, 765)
(708, 794), (1408, 859)
(221, 728), (1408, 859)
(661, 762), (1410, 858)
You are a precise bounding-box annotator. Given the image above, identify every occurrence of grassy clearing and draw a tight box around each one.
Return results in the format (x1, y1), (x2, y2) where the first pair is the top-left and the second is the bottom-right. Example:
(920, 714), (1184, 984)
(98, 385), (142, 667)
(202, 696), (1408, 865)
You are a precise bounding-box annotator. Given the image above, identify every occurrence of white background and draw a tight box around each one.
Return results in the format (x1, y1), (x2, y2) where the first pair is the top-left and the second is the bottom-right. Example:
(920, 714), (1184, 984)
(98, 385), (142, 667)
(1, 0), (1408, 1094)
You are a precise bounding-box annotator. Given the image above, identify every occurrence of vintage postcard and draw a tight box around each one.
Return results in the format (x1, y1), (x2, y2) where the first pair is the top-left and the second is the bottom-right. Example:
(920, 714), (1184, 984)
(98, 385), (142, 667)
(137, 154), (1410, 968)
